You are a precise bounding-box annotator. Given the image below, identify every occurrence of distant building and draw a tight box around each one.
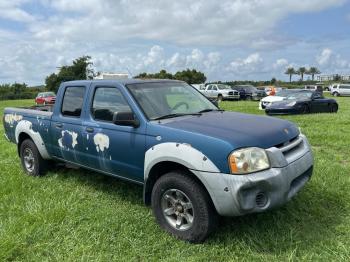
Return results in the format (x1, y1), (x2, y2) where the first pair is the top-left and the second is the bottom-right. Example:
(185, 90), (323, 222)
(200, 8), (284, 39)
(317, 74), (350, 82)
(94, 72), (129, 80)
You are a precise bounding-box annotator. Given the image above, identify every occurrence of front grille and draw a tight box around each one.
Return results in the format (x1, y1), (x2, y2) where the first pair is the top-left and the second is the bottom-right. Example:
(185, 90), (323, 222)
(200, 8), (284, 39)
(228, 91), (233, 95)
(274, 135), (305, 161)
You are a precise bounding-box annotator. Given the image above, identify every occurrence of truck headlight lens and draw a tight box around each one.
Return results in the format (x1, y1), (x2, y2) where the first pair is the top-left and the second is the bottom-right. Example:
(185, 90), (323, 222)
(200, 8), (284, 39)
(228, 147), (270, 174)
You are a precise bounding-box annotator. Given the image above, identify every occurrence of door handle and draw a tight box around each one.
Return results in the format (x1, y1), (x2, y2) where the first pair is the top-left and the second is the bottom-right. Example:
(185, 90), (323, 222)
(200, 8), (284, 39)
(86, 127), (94, 133)
(55, 123), (63, 128)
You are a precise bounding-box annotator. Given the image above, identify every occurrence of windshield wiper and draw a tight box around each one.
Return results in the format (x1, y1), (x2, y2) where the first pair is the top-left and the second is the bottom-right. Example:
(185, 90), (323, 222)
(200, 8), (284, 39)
(198, 109), (224, 113)
(152, 113), (201, 120)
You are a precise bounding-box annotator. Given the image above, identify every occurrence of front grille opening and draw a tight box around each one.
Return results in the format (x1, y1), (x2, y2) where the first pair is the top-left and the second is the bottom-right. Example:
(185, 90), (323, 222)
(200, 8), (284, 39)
(256, 192), (268, 208)
(288, 167), (313, 199)
(275, 135), (299, 148)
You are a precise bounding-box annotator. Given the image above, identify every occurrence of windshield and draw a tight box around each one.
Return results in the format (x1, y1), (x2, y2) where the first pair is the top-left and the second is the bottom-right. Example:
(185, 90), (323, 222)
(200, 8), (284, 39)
(127, 82), (218, 120)
(217, 84), (231, 90)
(286, 91), (312, 100)
(275, 90), (295, 97)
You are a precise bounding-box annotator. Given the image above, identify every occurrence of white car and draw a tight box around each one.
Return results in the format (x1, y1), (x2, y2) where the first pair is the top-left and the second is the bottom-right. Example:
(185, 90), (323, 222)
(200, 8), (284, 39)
(259, 89), (299, 110)
(330, 83), (350, 96)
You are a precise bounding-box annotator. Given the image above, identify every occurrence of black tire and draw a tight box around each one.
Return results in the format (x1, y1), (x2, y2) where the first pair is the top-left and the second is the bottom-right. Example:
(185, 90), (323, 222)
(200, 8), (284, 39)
(330, 104), (338, 113)
(333, 92), (339, 97)
(151, 171), (218, 243)
(217, 94), (223, 102)
(302, 104), (310, 114)
(20, 139), (47, 176)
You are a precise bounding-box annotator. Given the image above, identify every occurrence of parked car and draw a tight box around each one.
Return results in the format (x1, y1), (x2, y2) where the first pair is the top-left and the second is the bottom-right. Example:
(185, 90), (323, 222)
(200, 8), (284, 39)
(4, 79), (314, 243)
(231, 85), (266, 100)
(201, 84), (240, 101)
(35, 92), (56, 105)
(304, 85), (323, 94)
(259, 89), (301, 110)
(265, 90), (338, 115)
(330, 83), (350, 96)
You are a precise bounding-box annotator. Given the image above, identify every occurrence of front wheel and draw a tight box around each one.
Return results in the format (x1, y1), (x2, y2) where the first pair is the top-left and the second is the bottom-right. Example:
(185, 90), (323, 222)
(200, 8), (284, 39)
(217, 94), (223, 102)
(20, 139), (47, 176)
(333, 92), (339, 97)
(151, 171), (218, 243)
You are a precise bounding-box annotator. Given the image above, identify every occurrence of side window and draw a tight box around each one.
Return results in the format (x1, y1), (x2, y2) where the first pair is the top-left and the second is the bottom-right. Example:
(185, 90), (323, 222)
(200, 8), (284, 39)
(92, 87), (132, 122)
(341, 85), (350, 89)
(207, 85), (212, 91)
(61, 86), (86, 117)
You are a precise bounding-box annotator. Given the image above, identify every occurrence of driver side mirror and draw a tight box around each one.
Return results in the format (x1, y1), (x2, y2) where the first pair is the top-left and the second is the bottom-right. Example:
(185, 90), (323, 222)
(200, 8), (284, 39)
(113, 112), (140, 127)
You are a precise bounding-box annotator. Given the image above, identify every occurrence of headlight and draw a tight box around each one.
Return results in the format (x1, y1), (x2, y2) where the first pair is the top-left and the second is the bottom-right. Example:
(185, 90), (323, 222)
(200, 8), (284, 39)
(228, 147), (270, 174)
(286, 101), (296, 107)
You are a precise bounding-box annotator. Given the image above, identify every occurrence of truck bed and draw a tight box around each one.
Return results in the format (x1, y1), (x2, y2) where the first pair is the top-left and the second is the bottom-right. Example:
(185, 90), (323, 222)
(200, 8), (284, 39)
(3, 106), (53, 145)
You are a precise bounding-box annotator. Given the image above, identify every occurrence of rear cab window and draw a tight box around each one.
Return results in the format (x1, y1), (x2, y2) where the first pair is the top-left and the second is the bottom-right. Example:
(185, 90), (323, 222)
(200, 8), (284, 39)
(61, 86), (86, 117)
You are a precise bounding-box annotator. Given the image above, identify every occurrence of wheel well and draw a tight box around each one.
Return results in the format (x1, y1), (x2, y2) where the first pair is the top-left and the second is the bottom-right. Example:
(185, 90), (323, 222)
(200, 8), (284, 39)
(17, 132), (32, 156)
(144, 161), (213, 207)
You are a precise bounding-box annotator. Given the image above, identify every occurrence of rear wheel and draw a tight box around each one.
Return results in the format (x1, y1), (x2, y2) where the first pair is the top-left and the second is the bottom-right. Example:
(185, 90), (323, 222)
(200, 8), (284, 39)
(151, 171), (218, 243)
(20, 139), (47, 176)
(330, 104), (338, 113)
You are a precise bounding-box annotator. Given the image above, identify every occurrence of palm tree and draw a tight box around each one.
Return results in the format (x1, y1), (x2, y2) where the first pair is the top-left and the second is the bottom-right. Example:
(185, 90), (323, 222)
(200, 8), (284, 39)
(284, 67), (296, 83)
(306, 67), (321, 81)
(297, 67), (307, 81)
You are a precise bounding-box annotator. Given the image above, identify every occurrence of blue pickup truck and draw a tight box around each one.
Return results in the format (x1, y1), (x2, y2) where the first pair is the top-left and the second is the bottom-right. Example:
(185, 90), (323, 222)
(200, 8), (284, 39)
(3, 79), (314, 242)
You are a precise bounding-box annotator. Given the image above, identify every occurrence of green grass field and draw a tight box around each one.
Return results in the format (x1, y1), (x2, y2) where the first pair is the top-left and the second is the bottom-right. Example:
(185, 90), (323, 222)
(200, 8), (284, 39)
(0, 98), (349, 261)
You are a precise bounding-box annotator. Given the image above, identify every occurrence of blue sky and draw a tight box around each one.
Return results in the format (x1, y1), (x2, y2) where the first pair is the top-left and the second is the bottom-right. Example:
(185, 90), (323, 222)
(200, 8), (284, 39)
(0, 0), (349, 85)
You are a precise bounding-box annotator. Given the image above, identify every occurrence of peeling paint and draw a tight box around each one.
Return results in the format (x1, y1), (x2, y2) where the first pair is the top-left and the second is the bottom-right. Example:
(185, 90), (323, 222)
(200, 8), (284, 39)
(58, 130), (78, 149)
(4, 113), (23, 126)
(93, 133), (109, 152)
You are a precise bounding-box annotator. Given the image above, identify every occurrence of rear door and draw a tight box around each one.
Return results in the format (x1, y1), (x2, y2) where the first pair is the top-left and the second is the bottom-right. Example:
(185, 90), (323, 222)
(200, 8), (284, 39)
(50, 85), (89, 164)
(340, 84), (350, 95)
(82, 84), (146, 183)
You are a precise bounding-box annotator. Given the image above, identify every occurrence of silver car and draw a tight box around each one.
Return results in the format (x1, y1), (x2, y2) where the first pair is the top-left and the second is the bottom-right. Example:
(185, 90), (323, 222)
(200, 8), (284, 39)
(331, 84), (350, 96)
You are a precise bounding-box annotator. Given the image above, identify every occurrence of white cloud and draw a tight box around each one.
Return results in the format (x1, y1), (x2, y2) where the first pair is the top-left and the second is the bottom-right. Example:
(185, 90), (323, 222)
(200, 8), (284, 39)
(316, 48), (333, 65)
(273, 58), (289, 69)
(26, 0), (345, 46)
(227, 53), (263, 74)
(0, 1), (35, 22)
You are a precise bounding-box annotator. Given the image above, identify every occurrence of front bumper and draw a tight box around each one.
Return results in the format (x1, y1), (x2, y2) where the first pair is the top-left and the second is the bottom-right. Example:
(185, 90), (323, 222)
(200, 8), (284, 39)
(192, 134), (313, 216)
(265, 107), (302, 115)
(223, 94), (240, 100)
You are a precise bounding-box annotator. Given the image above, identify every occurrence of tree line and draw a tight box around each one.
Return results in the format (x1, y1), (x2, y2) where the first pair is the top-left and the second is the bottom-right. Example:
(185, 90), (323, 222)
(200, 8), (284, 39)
(135, 69), (207, 84)
(284, 67), (321, 82)
(0, 83), (42, 101)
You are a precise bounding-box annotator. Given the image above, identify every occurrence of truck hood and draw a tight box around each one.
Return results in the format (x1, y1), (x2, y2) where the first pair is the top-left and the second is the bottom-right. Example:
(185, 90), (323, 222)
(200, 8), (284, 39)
(160, 111), (299, 149)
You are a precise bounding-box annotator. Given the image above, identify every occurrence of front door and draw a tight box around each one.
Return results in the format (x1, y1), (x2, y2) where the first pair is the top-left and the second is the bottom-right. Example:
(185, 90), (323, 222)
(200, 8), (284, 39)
(82, 85), (146, 183)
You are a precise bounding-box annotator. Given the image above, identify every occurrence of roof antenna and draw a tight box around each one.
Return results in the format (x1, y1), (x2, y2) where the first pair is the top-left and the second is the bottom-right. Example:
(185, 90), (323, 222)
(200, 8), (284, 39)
(125, 67), (133, 78)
